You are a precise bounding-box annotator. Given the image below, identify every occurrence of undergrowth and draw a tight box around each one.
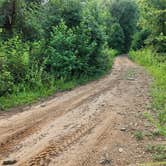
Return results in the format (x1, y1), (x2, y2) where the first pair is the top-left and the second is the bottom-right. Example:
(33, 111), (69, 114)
(0, 48), (117, 110)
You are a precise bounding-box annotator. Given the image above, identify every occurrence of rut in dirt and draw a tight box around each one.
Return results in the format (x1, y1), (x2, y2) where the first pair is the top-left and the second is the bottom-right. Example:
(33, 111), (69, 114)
(0, 56), (157, 166)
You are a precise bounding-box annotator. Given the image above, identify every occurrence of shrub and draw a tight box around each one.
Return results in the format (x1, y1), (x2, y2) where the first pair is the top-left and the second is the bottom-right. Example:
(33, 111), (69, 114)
(2, 36), (30, 83)
(19, 3), (45, 41)
(131, 29), (150, 50)
(79, 0), (108, 75)
(152, 34), (166, 53)
(0, 42), (14, 96)
(0, 70), (13, 97)
(45, 21), (78, 79)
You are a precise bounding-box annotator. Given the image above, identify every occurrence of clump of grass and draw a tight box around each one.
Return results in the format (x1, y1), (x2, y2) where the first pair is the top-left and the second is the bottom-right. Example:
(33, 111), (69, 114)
(134, 130), (144, 141)
(0, 86), (56, 110)
(145, 144), (166, 161)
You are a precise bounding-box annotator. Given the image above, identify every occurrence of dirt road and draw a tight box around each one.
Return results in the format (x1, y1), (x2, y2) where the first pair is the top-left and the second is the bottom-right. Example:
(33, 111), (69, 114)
(0, 56), (164, 166)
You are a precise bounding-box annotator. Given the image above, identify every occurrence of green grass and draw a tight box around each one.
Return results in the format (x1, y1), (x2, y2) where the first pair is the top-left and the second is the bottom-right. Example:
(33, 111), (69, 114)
(129, 48), (166, 137)
(145, 144), (166, 161)
(0, 86), (56, 110)
(0, 48), (117, 111)
(134, 130), (144, 141)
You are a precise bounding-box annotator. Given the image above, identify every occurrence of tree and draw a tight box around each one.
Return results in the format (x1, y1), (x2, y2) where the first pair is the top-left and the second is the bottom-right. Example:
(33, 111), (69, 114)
(108, 23), (125, 52)
(109, 0), (138, 52)
(138, 0), (166, 52)
(0, 0), (17, 33)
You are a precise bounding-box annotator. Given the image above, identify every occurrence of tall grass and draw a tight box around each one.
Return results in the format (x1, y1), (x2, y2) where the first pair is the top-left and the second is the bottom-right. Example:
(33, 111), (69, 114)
(129, 48), (166, 136)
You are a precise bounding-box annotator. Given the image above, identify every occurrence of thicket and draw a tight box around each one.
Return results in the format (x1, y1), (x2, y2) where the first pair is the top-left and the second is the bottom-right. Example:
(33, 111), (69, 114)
(0, 0), (138, 109)
(131, 0), (166, 53)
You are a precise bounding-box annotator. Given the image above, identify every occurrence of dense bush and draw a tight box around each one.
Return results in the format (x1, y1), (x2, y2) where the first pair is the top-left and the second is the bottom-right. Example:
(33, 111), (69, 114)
(0, 50), (13, 96)
(131, 29), (150, 50)
(149, 34), (166, 53)
(45, 21), (78, 79)
(138, 0), (166, 53)
(43, 0), (83, 38)
(1, 36), (30, 83)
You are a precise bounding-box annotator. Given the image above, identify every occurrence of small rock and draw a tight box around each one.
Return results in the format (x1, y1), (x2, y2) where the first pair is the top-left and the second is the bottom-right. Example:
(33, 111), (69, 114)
(130, 122), (133, 126)
(99, 158), (112, 165)
(100, 148), (112, 165)
(134, 123), (138, 127)
(40, 104), (46, 107)
(120, 128), (127, 131)
(117, 112), (125, 116)
(119, 148), (123, 153)
(2, 160), (17, 165)
(127, 78), (135, 81)
(101, 103), (105, 107)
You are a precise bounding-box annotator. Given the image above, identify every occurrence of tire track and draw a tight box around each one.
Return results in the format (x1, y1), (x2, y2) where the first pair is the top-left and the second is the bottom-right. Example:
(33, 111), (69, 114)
(0, 70), (122, 159)
(20, 122), (98, 166)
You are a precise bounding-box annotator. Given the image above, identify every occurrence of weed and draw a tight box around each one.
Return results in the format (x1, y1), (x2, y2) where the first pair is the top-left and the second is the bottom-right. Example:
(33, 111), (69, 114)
(134, 130), (144, 141)
(146, 144), (166, 162)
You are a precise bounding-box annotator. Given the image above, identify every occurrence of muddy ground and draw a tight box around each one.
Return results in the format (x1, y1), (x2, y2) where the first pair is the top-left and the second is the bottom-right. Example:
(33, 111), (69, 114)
(0, 56), (165, 166)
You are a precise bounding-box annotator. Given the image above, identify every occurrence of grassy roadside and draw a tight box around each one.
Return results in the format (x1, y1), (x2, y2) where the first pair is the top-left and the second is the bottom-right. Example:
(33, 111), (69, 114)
(129, 48), (166, 137)
(0, 49), (118, 111)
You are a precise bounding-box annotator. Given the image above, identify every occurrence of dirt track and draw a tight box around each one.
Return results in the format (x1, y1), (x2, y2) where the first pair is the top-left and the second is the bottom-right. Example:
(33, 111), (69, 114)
(0, 56), (165, 166)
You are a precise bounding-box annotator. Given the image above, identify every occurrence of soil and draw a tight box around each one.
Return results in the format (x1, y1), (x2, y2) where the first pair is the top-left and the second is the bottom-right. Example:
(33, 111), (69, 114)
(0, 56), (165, 166)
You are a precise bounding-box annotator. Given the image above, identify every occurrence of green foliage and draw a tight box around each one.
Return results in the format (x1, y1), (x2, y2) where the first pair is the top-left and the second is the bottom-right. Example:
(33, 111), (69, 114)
(60, 0), (82, 27)
(19, 3), (45, 41)
(129, 49), (166, 137)
(131, 29), (150, 50)
(146, 144), (166, 161)
(45, 21), (78, 79)
(108, 23), (125, 53)
(109, 0), (138, 52)
(134, 130), (144, 141)
(80, 0), (108, 74)
(0, 71), (13, 97)
(1, 36), (30, 83)
(151, 33), (166, 53)
(0, 43), (12, 96)
(137, 0), (166, 52)
(43, 0), (83, 37)
(102, 48), (118, 69)
(0, 0), (16, 32)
